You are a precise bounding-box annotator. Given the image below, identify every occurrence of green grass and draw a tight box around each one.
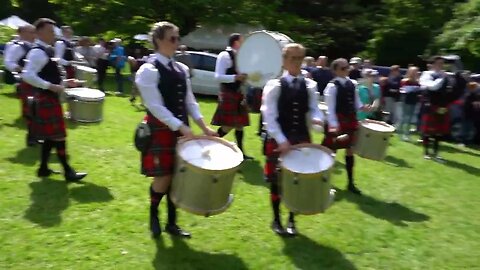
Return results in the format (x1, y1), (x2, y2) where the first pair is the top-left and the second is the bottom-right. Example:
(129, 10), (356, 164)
(1, 78), (480, 270)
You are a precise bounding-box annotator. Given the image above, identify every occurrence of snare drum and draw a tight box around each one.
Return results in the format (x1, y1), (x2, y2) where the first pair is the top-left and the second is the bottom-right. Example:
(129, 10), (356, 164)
(171, 136), (244, 217)
(75, 65), (97, 88)
(280, 144), (336, 215)
(64, 88), (105, 123)
(237, 31), (293, 88)
(354, 119), (395, 161)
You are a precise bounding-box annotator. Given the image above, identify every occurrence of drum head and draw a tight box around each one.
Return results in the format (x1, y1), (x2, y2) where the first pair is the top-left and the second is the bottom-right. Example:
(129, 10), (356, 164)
(362, 120), (395, 133)
(65, 88), (105, 101)
(178, 137), (243, 171)
(237, 31), (292, 88)
(75, 65), (97, 73)
(281, 145), (334, 174)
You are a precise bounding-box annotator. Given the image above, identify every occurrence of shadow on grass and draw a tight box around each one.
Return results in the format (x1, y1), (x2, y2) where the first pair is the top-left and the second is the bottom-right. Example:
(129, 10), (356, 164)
(384, 155), (413, 168)
(335, 190), (429, 227)
(282, 235), (357, 270)
(3, 116), (25, 129)
(24, 178), (113, 227)
(6, 146), (39, 166)
(0, 91), (19, 99)
(440, 144), (480, 158)
(239, 159), (266, 186)
(153, 237), (247, 270)
(443, 158), (480, 176)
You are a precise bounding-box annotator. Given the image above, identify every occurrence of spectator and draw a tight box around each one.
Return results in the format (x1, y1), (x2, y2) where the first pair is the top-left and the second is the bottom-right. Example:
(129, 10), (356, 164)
(109, 38), (127, 95)
(384, 65), (403, 125)
(357, 69), (381, 120)
(462, 82), (480, 146)
(310, 56), (334, 99)
(399, 66), (421, 141)
(174, 45), (194, 77)
(76, 36), (96, 67)
(93, 38), (109, 92)
(348, 57), (362, 80)
(128, 48), (147, 105)
(363, 59), (373, 69)
(302, 56), (316, 74)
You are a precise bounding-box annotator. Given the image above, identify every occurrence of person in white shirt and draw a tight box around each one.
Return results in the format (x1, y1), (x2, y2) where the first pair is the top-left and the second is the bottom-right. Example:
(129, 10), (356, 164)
(135, 21), (217, 239)
(322, 58), (371, 195)
(93, 38), (109, 91)
(55, 25), (76, 79)
(22, 18), (86, 182)
(211, 33), (253, 159)
(261, 43), (324, 237)
(3, 24), (37, 146)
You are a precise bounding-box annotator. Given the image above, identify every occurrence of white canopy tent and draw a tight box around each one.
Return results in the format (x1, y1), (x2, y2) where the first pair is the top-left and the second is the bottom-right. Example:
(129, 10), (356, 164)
(181, 24), (264, 51)
(0, 15), (62, 37)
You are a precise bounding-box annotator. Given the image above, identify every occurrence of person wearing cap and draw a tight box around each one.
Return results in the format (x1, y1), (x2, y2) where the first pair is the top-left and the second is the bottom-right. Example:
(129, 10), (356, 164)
(55, 26), (77, 79)
(348, 57), (362, 80)
(109, 38), (126, 94)
(3, 24), (37, 146)
(357, 68), (381, 120)
(135, 21), (217, 239)
(322, 58), (372, 195)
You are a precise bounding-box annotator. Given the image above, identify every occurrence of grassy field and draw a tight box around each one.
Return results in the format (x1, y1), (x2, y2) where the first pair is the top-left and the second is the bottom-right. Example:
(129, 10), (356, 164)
(0, 79), (479, 270)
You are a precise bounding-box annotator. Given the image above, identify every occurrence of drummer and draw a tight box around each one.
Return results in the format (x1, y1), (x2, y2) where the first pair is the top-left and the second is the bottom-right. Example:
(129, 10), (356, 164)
(55, 26), (76, 79)
(3, 24), (36, 146)
(211, 33), (253, 160)
(22, 18), (87, 182)
(261, 43), (324, 237)
(135, 21), (217, 239)
(322, 58), (372, 195)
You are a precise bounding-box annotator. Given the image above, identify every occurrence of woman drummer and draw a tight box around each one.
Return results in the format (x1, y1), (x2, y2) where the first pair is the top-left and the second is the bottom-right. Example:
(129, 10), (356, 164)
(135, 21), (217, 239)
(261, 43), (324, 237)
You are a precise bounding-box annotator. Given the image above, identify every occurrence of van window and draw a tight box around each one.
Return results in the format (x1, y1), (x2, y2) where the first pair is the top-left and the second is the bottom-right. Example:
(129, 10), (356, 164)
(196, 55), (216, 72)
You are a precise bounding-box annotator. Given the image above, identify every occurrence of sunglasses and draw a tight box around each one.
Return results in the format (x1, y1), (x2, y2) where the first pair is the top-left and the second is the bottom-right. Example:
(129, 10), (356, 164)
(169, 36), (181, 43)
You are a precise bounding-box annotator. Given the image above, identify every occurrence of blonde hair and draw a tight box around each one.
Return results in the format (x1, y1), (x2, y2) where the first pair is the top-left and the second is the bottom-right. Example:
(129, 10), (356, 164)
(406, 66), (419, 81)
(150, 21), (179, 50)
(282, 43), (306, 58)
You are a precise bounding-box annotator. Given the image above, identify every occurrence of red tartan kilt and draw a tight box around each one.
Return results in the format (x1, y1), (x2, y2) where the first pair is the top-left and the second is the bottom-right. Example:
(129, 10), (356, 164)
(263, 137), (311, 183)
(65, 65), (75, 79)
(322, 113), (358, 150)
(247, 88), (262, 113)
(421, 106), (450, 135)
(31, 93), (66, 140)
(141, 114), (179, 177)
(18, 82), (35, 119)
(211, 88), (250, 127)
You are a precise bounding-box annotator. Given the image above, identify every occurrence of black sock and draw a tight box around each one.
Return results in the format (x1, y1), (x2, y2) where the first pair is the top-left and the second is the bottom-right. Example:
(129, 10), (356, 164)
(235, 130), (244, 152)
(345, 155), (354, 186)
(40, 140), (54, 170)
(166, 194), (177, 225)
(270, 182), (281, 222)
(150, 185), (165, 217)
(217, 127), (228, 137)
(433, 136), (440, 156)
(54, 141), (72, 173)
(423, 135), (430, 155)
(288, 212), (295, 224)
(258, 114), (264, 135)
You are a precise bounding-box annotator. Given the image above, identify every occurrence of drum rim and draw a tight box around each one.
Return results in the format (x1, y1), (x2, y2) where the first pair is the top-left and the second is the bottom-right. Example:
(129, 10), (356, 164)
(279, 143), (335, 174)
(65, 87), (106, 101)
(176, 135), (244, 172)
(360, 119), (396, 133)
(237, 30), (292, 87)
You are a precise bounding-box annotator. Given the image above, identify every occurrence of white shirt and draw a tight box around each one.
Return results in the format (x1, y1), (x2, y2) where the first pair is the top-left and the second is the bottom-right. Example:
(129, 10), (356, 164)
(22, 40), (56, 90)
(54, 39), (75, 66)
(93, 44), (108, 60)
(215, 46), (236, 83)
(261, 72), (324, 144)
(419, 70), (446, 91)
(324, 77), (363, 128)
(4, 40), (31, 72)
(135, 53), (202, 131)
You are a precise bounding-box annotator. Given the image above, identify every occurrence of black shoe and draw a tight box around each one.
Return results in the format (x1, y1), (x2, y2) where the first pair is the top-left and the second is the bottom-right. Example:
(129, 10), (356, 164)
(348, 184), (362, 195)
(165, 223), (191, 238)
(37, 168), (60, 177)
(271, 220), (287, 236)
(150, 214), (161, 239)
(65, 170), (87, 182)
(243, 154), (254, 160)
(286, 221), (298, 237)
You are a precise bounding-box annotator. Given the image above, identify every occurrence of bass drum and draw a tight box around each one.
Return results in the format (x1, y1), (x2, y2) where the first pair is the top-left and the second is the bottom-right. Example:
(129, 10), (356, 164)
(237, 31), (293, 88)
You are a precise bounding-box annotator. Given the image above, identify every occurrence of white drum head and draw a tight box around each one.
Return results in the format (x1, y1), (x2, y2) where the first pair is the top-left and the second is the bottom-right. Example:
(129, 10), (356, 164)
(75, 65), (97, 73)
(281, 146), (334, 174)
(362, 121), (395, 133)
(65, 88), (105, 101)
(178, 138), (243, 171)
(237, 31), (293, 87)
